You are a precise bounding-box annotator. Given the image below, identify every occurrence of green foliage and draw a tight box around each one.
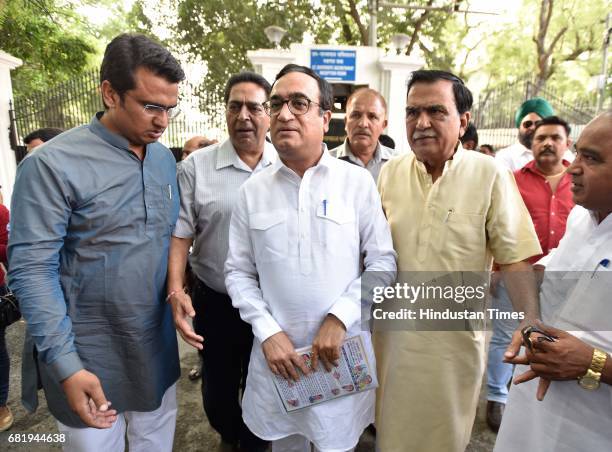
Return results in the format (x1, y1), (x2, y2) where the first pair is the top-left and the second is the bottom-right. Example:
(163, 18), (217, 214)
(172, 0), (465, 97)
(176, 0), (317, 98)
(0, 0), (98, 97)
(478, 0), (608, 102)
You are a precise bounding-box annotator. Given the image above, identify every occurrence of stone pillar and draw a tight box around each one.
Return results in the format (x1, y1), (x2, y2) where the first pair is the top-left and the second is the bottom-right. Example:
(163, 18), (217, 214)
(0, 51), (22, 204)
(378, 55), (422, 154)
(247, 49), (296, 85)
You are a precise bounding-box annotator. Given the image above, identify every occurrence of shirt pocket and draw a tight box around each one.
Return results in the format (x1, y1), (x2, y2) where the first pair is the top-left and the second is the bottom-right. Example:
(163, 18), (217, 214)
(249, 209), (288, 263)
(557, 270), (612, 333)
(442, 212), (486, 256)
(146, 184), (174, 236)
(315, 203), (357, 257)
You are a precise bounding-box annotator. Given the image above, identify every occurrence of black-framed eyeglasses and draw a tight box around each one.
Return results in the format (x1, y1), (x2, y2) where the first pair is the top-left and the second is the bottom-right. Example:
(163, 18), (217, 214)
(263, 95), (321, 116)
(126, 93), (180, 120)
(226, 101), (266, 116)
(521, 120), (536, 129)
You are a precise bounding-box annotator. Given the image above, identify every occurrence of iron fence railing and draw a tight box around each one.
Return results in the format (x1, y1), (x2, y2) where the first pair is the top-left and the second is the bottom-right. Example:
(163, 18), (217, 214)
(11, 70), (227, 162)
(472, 75), (600, 149)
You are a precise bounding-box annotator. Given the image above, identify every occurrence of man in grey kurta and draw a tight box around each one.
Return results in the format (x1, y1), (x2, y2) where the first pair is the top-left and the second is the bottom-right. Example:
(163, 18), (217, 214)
(8, 34), (184, 451)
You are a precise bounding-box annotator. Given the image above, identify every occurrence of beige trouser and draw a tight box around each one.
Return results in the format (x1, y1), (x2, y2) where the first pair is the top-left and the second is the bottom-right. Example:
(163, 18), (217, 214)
(374, 331), (485, 452)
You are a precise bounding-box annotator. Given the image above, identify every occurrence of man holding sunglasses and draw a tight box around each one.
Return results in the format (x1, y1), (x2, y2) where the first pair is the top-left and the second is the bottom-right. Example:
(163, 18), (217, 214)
(9, 34), (183, 450)
(167, 72), (275, 452)
(494, 111), (612, 452)
(225, 64), (396, 452)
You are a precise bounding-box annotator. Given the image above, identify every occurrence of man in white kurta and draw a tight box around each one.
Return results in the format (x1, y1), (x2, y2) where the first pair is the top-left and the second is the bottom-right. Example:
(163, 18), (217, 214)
(225, 64), (396, 452)
(494, 111), (612, 451)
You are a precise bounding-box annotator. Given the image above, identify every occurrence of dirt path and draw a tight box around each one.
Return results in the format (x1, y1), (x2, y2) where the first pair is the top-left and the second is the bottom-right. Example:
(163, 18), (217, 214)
(1, 321), (496, 451)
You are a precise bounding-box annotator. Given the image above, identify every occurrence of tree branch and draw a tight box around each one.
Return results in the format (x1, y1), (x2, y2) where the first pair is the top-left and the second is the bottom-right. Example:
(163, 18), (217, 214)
(406, 0), (434, 55)
(332, 0), (354, 44)
(346, 0), (367, 46)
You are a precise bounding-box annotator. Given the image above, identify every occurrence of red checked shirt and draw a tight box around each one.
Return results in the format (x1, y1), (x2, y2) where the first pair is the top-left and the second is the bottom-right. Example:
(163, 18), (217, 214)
(514, 160), (574, 264)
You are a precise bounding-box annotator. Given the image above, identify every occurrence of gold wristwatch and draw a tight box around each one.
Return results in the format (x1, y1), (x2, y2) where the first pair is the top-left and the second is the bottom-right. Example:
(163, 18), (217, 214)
(578, 348), (608, 390)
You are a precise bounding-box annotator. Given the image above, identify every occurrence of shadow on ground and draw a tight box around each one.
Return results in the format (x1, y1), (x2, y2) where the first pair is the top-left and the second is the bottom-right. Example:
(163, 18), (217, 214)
(0, 321), (497, 451)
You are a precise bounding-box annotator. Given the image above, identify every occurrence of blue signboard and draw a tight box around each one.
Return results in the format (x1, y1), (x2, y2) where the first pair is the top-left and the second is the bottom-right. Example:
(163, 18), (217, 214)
(310, 49), (356, 82)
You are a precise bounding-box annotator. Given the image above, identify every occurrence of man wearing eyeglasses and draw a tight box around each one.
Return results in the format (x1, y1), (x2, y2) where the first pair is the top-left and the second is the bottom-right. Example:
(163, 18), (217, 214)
(224, 64), (396, 452)
(167, 72), (275, 452)
(8, 34), (184, 450)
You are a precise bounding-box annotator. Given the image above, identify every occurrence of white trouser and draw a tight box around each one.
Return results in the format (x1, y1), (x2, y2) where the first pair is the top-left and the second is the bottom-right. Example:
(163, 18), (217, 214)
(57, 383), (177, 452)
(271, 434), (355, 452)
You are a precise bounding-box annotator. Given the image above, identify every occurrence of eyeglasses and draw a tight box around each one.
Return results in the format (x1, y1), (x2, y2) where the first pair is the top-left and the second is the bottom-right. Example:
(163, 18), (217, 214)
(126, 93), (180, 120)
(143, 104), (180, 119)
(263, 96), (321, 116)
(226, 101), (266, 116)
(521, 120), (537, 129)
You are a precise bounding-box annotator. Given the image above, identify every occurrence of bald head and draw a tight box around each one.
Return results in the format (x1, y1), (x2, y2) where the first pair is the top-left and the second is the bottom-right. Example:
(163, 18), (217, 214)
(182, 135), (218, 160)
(346, 88), (387, 113)
(567, 111), (612, 221)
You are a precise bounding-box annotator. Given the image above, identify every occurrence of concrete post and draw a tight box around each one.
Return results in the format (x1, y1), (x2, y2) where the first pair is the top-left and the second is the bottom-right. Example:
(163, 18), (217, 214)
(0, 50), (22, 205)
(248, 43), (423, 154)
(378, 54), (422, 154)
(247, 49), (296, 85)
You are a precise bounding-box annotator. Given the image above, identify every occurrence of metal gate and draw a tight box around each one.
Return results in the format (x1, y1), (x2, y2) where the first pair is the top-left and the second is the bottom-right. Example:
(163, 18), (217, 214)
(9, 70), (227, 163)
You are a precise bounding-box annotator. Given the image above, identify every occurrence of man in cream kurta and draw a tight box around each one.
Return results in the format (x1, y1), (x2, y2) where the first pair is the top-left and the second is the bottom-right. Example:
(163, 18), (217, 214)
(225, 64), (396, 452)
(374, 70), (542, 452)
(494, 111), (612, 452)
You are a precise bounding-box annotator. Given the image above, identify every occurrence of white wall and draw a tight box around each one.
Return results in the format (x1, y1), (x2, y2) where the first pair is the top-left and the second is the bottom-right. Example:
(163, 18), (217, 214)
(0, 51), (22, 205)
(248, 44), (424, 154)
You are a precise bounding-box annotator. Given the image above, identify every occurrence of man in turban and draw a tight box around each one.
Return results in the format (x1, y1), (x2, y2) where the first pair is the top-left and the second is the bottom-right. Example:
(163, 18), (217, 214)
(496, 97), (555, 172)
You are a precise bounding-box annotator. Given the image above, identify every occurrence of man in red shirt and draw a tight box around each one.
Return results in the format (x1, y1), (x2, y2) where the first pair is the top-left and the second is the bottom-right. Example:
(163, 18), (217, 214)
(514, 116), (575, 261)
(0, 190), (11, 431)
(486, 116), (574, 431)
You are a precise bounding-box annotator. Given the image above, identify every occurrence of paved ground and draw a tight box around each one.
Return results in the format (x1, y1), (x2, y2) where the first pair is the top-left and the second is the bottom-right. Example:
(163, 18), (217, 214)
(0, 320), (497, 451)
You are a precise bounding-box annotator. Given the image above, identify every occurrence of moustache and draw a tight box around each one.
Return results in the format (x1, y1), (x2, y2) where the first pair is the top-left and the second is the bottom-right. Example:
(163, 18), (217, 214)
(412, 131), (437, 140)
(539, 146), (556, 154)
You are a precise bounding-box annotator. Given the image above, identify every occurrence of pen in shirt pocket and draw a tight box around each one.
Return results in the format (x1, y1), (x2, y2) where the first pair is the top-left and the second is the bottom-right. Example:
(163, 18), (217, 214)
(591, 258), (610, 278)
(444, 208), (454, 223)
(167, 184), (172, 200)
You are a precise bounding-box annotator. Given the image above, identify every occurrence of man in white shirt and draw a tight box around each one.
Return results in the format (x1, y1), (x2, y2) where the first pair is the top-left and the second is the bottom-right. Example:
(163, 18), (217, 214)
(494, 111), (612, 451)
(496, 97), (555, 172)
(224, 64), (397, 452)
(167, 72), (275, 452)
(329, 88), (395, 181)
